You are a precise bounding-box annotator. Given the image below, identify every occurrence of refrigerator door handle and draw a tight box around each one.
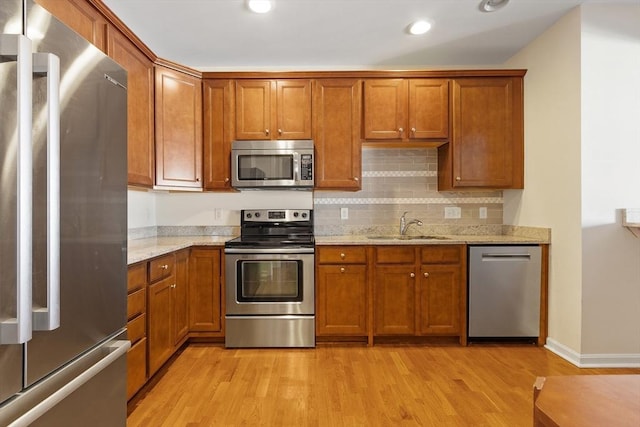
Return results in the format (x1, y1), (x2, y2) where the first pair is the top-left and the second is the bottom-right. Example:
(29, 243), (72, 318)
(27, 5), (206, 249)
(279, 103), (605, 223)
(32, 52), (61, 331)
(6, 340), (131, 427)
(0, 34), (33, 345)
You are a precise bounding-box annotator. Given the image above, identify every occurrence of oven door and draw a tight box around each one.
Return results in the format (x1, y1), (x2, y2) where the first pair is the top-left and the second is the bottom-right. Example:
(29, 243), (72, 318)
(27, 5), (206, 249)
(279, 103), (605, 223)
(225, 248), (314, 315)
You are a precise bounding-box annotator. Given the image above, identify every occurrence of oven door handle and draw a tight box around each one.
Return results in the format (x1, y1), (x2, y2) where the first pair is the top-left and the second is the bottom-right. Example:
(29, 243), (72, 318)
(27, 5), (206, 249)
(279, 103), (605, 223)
(224, 247), (315, 254)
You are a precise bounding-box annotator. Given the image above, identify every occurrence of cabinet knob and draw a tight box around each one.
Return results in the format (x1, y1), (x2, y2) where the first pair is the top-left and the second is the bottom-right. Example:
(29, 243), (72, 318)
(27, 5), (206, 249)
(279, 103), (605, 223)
(196, 178), (200, 182)
(411, 127), (416, 134)
(455, 176), (461, 181)
(171, 284), (176, 289)
(278, 129), (283, 135)
(225, 177), (229, 182)
(161, 264), (168, 270)
(340, 253), (345, 259)
(423, 272), (429, 278)
(410, 272), (415, 278)
(398, 127), (404, 134)
(265, 129), (270, 136)
(340, 267), (345, 273)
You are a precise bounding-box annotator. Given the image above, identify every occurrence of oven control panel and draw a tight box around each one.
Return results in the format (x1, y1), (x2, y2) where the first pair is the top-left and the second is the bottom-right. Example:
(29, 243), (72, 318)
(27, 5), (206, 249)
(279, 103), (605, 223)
(243, 209), (312, 223)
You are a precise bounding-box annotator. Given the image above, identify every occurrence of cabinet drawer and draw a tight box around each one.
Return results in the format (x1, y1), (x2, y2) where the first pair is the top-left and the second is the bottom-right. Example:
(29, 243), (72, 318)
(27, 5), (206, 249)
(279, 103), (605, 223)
(421, 245), (463, 264)
(127, 262), (147, 292)
(149, 253), (175, 283)
(317, 246), (366, 264)
(127, 287), (146, 320)
(127, 337), (147, 400)
(127, 313), (146, 344)
(376, 246), (416, 264)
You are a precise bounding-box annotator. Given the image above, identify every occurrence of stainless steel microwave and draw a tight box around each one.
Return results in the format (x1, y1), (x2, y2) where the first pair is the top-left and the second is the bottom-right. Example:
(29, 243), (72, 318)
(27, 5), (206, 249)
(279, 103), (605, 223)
(231, 140), (314, 189)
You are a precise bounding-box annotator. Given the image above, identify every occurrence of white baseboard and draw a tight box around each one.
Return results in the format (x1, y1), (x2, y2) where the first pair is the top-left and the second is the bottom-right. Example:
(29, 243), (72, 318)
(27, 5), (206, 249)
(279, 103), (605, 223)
(545, 338), (640, 368)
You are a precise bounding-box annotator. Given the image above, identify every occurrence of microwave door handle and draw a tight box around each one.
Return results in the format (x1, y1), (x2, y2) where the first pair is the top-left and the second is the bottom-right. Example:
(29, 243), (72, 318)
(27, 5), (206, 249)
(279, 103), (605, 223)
(293, 155), (299, 182)
(0, 35), (33, 345)
(32, 53), (61, 331)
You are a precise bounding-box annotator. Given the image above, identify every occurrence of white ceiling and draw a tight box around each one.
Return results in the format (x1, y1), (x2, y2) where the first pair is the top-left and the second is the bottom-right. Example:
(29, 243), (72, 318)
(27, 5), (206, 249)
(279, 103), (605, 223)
(101, 0), (634, 71)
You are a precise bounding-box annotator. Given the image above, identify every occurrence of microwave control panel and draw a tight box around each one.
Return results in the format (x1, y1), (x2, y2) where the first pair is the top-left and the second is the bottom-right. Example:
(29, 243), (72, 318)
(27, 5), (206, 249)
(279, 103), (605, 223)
(300, 154), (313, 181)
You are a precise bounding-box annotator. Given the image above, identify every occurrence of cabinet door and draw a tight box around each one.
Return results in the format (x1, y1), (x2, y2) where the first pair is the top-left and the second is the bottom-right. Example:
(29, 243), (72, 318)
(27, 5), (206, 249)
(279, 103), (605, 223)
(203, 80), (234, 190)
(374, 265), (415, 335)
(155, 66), (203, 189)
(409, 79), (449, 139)
(313, 79), (361, 190)
(235, 80), (272, 140)
(188, 248), (222, 332)
(316, 264), (367, 336)
(276, 80), (312, 139)
(447, 77), (524, 188)
(147, 276), (173, 376)
(107, 28), (155, 187)
(417, 265), (461, 335)
(126, 337), (147, 400)
(36, 0), (107, 52)
(363, 79), (407, 140)
(173, 250), (189, 345)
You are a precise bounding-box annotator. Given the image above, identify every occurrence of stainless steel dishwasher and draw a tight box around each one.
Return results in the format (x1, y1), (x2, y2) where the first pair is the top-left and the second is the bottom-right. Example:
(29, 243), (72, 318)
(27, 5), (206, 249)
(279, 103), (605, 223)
(468, 245), (542, 340)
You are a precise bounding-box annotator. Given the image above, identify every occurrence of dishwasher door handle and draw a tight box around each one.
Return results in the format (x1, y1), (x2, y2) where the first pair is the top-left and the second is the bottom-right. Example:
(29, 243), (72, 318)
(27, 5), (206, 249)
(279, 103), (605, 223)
(481, 253), (531, 260)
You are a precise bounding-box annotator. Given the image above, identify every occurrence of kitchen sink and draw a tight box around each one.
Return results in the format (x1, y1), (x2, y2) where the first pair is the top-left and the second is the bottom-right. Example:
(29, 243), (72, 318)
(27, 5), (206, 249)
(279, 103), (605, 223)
(366, 235), (450, 240)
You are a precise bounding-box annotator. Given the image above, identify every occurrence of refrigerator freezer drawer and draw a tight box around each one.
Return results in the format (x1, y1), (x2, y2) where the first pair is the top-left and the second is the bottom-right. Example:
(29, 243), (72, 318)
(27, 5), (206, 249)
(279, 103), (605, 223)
(0, 339), (129, 427)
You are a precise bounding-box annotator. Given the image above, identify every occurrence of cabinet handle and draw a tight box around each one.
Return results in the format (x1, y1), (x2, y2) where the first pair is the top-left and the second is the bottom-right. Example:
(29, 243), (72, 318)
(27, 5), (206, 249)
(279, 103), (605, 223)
(278, 128), (282, 135)
(423, 272), (429, 278)
(410, 272), (415, 278)
(456, 176), (461, 181)
(340, 253), (345, 259)
(340, 267), (345, 273)
(265, 129), (270, 136)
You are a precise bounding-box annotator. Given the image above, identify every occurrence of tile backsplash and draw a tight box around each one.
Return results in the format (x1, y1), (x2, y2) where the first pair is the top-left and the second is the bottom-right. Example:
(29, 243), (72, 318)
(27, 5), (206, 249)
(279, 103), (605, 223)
(313, 147), (503, 235)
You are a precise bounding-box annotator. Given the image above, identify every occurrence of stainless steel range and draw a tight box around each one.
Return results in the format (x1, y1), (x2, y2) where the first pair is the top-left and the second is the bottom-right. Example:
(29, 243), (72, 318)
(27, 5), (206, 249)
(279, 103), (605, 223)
(224, 209), (315, 348)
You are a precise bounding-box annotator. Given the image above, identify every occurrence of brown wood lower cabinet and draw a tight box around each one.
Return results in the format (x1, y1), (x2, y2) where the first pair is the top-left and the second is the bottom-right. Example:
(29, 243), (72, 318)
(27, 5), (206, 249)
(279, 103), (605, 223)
(373, 245), (465, 341)
(316, 246), (368, 339)
(126, 262), (148, 400)
(188, 247), (223, 335)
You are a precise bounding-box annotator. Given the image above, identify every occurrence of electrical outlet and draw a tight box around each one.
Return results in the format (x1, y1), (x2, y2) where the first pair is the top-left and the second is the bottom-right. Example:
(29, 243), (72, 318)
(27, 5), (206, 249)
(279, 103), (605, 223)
(479, 207), (487, 219)
(444, 207), (461, 219)
(340, 207), (349, 220)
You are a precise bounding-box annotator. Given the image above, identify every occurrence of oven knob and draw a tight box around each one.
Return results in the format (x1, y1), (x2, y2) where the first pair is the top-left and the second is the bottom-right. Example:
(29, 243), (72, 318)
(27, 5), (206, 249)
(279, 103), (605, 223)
(246, 213), (252, 219)
(293, 212), (299, 218)
(301, 212), (307, 219)
(255, 212), (261, 218)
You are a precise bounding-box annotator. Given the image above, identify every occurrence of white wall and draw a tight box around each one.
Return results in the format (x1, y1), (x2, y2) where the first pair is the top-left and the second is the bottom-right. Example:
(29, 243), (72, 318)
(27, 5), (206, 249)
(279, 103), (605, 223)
(128, 189), (312, 228)
(505, 3), (640, 365)
(580, 4), (640, 357)
(504, 8), (584, 355)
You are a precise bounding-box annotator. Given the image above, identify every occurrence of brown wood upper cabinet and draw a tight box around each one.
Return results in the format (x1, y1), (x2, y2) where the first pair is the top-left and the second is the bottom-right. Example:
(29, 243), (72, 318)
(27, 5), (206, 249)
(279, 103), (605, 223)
(438, 77), (524, 190)
(203, 80), (234, 191)
(235, 79), (312, 140)
(363, 79), (449, 141)
(107, 27), (155, 187)
(155, 65), (203, 189)
(312, 79), (362, 190)
(36, 0), (108, 52)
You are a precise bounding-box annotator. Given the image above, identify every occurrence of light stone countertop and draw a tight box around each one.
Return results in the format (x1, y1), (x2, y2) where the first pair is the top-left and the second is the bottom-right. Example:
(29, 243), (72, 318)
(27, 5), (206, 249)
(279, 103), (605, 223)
(128, 227), (549, 265)
(128, 236), (229, 265)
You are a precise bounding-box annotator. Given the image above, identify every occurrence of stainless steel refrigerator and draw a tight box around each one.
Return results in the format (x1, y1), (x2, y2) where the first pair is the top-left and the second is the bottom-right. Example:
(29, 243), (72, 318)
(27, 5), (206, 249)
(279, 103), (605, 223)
(0, 1), (129, 425)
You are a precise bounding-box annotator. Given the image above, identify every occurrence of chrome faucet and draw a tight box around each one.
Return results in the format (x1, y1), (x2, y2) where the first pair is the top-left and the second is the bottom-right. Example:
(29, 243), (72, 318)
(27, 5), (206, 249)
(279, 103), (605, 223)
(399, 211), (423, 235)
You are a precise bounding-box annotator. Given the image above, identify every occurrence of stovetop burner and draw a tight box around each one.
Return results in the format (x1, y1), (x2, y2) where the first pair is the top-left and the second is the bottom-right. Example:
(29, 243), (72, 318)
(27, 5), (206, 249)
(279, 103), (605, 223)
(225, 209), (314, 249)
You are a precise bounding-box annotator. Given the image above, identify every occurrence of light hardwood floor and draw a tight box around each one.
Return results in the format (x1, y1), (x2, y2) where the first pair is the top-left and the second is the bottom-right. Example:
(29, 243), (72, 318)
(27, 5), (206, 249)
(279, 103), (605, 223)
(127, 344), (640, 426)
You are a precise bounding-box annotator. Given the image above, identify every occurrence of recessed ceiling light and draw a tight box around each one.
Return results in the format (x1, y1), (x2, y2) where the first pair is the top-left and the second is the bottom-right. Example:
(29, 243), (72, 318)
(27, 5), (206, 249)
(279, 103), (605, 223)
(408, 20), (432, 36)
(479, 0), (509, 13)
(247, 0), (272, 14)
